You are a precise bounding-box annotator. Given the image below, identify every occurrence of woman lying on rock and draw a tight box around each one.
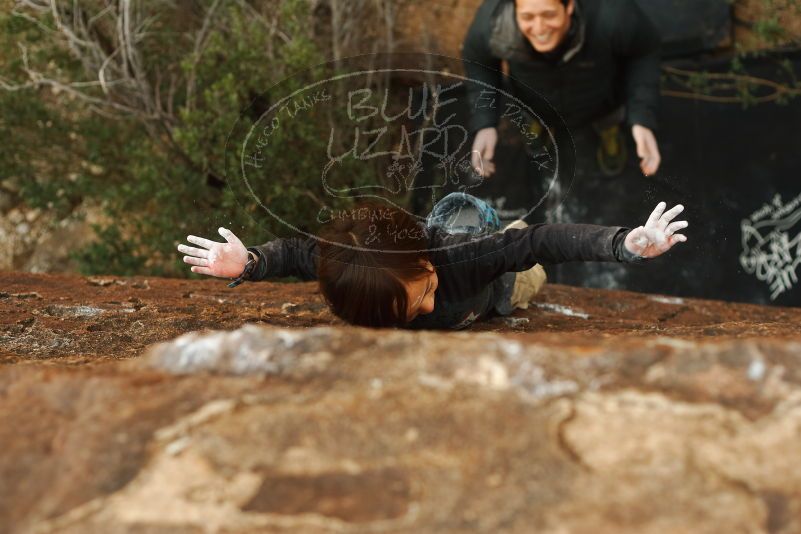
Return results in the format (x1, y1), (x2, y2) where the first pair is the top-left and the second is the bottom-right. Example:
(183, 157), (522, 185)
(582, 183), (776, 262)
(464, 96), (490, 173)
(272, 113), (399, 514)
(177, 193), (688, 330)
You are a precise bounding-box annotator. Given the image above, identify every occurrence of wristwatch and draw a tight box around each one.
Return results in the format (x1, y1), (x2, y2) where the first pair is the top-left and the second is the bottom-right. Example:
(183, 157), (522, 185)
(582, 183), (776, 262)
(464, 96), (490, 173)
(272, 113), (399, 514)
(227, 251), (258, 288)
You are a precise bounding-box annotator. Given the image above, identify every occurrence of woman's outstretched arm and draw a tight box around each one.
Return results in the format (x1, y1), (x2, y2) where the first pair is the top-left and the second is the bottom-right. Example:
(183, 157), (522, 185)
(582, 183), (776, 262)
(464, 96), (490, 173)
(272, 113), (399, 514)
(432, 202), (688, 292)
(177, 228), (319, 282)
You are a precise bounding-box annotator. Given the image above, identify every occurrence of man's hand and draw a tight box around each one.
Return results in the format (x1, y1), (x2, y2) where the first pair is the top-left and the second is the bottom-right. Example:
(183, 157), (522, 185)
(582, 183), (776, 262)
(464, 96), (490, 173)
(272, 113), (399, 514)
(177, 227), (249, 278)
(471, 127), (498, 178)
(624, 201), (688, 258)
(632, 124), (661, 176)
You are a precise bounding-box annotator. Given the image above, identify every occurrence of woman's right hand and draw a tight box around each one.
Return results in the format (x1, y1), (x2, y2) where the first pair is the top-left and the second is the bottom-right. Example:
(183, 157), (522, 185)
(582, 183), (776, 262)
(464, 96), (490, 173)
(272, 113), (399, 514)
(177, 227), (249, 278)
(624, 202), (688, 258)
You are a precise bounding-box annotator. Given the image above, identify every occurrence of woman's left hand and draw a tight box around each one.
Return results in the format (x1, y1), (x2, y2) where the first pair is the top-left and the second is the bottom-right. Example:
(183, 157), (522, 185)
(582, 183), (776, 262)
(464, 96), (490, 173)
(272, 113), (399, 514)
(625, 202), (688, 258)
(177, 227), (249, 278)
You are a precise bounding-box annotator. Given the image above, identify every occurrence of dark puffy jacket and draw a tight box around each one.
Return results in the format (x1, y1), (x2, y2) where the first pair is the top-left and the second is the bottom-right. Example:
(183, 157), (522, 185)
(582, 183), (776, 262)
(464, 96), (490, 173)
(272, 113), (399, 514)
(246, 223), (634, 330)
(462, 0), (661, 133)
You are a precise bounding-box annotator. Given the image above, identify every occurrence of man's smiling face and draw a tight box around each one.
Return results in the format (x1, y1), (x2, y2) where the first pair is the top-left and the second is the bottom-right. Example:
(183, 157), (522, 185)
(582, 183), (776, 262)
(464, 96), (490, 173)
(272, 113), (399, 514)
(515, 0), (574, 53)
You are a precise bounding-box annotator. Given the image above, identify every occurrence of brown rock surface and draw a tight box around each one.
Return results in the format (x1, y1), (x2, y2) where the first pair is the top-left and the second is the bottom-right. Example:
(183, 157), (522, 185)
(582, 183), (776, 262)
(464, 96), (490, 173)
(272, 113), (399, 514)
(734, 0), (801, 51)
(394, 0), (482, 59)
(2, 271), (801, 533)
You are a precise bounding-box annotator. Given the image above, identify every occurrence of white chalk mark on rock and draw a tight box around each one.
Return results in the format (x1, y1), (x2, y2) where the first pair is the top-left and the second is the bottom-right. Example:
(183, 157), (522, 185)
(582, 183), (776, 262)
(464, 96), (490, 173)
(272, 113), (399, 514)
(649, 295), (685, 305)
(534, 302), (590, 319)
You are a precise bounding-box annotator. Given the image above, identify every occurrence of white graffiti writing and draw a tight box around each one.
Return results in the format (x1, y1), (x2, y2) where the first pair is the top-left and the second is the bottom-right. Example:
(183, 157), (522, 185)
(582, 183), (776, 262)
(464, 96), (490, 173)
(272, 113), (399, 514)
(740, 193), (801, 300)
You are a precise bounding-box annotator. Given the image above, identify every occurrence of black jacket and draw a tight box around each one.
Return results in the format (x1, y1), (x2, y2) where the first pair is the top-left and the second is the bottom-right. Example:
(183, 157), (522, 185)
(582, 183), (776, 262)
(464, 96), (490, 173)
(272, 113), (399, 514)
(462, 0), (661, 133)
(247, 223), (635, 330)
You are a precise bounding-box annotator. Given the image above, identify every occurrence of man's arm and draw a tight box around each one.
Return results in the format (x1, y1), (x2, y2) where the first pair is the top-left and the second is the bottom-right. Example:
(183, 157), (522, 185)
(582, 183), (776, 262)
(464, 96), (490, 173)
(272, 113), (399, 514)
(462, 0), (504, 134)
(613, 0), (661, 131)
(247, 237), (319, 281)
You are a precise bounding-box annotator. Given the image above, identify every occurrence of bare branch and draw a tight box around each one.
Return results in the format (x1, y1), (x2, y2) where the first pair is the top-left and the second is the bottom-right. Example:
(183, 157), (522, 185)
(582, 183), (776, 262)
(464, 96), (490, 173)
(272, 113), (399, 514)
(186, 0), (223, 112)
(14, 0), (49, 13)
(662, 65), (801, 104)
(10, 5), (55, 35)
(234, 0), (287, 42)
(86, 3), (116, 29)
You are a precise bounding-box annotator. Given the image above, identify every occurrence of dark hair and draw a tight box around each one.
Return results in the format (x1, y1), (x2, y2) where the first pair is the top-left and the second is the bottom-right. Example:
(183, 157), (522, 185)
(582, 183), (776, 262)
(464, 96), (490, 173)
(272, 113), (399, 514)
(317, 203), (432, 328)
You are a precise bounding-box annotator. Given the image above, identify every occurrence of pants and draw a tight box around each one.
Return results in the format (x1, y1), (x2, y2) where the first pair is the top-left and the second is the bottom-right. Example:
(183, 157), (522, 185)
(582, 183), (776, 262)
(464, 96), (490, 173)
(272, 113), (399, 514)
(503, 219), (548, 309)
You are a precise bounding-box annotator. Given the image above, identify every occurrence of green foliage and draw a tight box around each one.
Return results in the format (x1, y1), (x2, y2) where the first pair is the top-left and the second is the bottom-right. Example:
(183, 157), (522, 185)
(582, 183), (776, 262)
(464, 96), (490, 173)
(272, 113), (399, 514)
(686, 70), (711, 93)
(1, 0), (376, 277)
(753, 15), (786, 44)
(70, 224), (148, 276)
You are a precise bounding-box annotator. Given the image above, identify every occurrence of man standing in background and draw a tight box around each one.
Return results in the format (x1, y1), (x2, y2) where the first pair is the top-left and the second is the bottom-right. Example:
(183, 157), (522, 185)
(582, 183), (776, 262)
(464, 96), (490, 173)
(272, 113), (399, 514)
(463, 0), (662, 179)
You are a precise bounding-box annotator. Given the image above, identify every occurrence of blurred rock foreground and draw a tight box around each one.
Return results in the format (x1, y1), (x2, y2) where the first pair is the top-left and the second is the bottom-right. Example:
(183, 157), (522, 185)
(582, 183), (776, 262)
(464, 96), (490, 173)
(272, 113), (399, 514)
(3, 272), (801, 533)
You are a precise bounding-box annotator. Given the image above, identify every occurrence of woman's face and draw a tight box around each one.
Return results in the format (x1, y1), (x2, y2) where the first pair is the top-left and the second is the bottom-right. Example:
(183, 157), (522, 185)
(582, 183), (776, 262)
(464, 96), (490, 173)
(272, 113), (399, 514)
(515, 0), (574, 53)
(403, 262), (438, 321)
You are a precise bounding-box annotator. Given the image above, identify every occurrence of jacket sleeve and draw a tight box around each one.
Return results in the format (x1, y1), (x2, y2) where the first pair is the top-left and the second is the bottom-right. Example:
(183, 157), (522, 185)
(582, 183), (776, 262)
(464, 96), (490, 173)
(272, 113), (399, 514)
(434, 224), (632, 292)
(246, 238), (319, 282)
(612, 0), (661, 130)
(461, 0), (504, 134)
